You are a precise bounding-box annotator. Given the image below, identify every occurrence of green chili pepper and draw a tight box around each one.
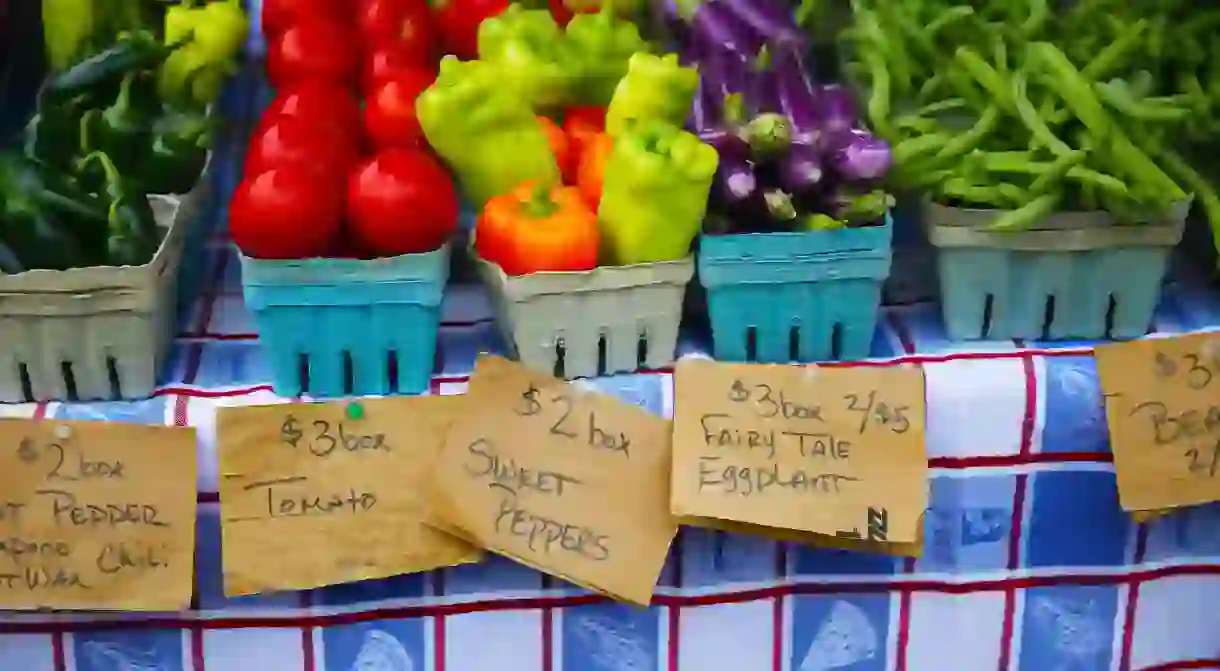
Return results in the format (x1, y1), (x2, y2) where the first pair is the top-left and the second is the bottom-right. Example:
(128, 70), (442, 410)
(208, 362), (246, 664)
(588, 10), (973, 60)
(81, 73), (157, 175)
(477, 5), (576, 111)
(142, 109), (214, 195)
(597, 119), (718, 264)
(417, 57), (560, 205)
(564, 3), (646, 107)
(0, 152), (108, 270)
(41, 29), (182, 103)
(76, 151), (161, 267)
(605, 52), (698, 137)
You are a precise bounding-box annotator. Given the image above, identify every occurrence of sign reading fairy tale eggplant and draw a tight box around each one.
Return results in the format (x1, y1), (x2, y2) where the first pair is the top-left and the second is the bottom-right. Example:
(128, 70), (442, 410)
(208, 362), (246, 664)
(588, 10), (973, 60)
(428, 356), (678, 607)
(0, 419), (197, 611)
(216, 397), (480, 595)
(1095, 334), (1220, 512)
(670, 360), (928, 552)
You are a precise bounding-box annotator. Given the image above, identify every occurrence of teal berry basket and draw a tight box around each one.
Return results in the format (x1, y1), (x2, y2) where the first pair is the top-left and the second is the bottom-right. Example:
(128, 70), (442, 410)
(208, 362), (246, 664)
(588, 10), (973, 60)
(698, 214), (893, 363)
(240, 245), (450, 397)
(923, 200), (1189, 340)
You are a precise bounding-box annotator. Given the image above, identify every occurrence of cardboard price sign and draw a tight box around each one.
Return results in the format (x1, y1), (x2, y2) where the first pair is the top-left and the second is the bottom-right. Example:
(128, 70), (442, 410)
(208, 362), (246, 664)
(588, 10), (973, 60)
(0, 419), (197, 610)
(670, 360), (928, 549)
(1095, 334), (1220, 511)
(217, 397), (480, 595)
(429, 356), (677, 606)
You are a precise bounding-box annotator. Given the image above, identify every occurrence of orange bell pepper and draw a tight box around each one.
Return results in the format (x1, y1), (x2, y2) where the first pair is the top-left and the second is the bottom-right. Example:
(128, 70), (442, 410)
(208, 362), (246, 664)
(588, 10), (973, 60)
(478, 181), (600, 275)
(538, 116), (576, 184)
(563, 105), (607, 168)
(576, 131), (612, 211)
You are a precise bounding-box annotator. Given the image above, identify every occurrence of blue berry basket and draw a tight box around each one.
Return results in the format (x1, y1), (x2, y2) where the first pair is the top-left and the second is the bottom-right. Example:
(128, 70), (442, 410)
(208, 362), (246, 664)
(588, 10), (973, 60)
(240, 246), (450, 397)
(698, 214), (893, 363)
(923, 200), (1190, 340)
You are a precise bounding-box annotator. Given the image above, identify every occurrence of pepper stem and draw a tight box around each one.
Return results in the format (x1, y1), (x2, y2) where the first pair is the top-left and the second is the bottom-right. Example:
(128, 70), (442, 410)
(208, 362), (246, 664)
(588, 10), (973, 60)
(113, 74), (137, 115)
(764, 189), (798, 221)
(79, 109), (96, 153)
(522, 183), (559, 218)
(743, 113), (793, 155)
(722, 93), (746, 126)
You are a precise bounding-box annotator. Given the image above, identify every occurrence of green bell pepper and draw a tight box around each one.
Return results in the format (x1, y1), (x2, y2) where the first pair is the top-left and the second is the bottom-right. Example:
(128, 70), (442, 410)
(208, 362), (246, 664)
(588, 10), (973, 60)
(418, 56), (561, 205)
(21, 94), (89, 168)
(564, 5), (646, 106)
(476, 4), (574, 111)
(597, 119), (718, 265)
(77, 151), (162, 267)
(141, 109), (213, 195)
(0, 152), (109, 270)
(604, 52), (699, 136)
(81, 72), (156, 175)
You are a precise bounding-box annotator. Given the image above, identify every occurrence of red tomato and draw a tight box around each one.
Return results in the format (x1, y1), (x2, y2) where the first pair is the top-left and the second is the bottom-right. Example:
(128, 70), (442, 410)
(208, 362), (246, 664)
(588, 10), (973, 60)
(363, 69), (435, 149)
(356, 0), (438, 61)
(255, 81), (363, 144)
(346, 149), (459, 256)
(362, 43), (434, 93)
(229, 166), (344, 260)
(261, 0), (350, 39)
(267, 20), (360, 88)
(245, 115), (360, 183)
(432, 0), (509, 60)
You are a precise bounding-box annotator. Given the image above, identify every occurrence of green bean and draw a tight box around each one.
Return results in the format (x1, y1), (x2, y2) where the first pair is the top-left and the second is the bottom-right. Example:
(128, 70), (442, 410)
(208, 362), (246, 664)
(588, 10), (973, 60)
(1028, 150), (1084, 197)
(893, 133), (953, 167)
(989, 193), (1060, 230)
(1094, 81), (1192, 122)
(931, 107), (1000, 164)
(1080, 19), (1147, 81)
(1013, 73), (1074, 157)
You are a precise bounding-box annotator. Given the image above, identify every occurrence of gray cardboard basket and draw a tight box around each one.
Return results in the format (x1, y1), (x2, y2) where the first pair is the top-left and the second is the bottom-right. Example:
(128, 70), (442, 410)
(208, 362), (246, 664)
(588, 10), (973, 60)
(0, 183), (207, 402)
(476, 255), (695, 379)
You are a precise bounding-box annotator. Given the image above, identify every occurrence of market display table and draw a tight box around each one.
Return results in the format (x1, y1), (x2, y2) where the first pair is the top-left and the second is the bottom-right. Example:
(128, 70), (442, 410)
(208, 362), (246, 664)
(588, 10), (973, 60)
(0, 235), (1218, 671)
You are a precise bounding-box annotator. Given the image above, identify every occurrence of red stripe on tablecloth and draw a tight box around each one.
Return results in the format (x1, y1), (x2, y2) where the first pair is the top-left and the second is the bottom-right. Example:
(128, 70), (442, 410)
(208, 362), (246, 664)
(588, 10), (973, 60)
(10, 565), (1219, 633)
(540, 575), (553, 671)
(996, 347), (1038, 670)
(32, 402), (66, 671)
(1119, 525), (1152, 671)
(1142, 661), (1220, 670)
(771, 544), (786, 671)
(894, 557), (915, 671)
(300, 591), (316, 671)
(666, 533), (682, 671)
(890, 315), (918, 671)
(432, 571), (446, 671)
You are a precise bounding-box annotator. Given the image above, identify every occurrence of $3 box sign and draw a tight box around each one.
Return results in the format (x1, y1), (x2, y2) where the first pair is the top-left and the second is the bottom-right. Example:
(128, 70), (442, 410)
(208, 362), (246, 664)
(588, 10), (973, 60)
(670, 360), (929, 555)
(216, 397), (480, 595)
(1096, 333), (1220, 516)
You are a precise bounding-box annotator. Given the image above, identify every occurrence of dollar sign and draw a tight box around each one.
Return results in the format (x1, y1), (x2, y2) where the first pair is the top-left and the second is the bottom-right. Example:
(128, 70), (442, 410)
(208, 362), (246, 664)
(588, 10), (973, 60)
(727, 379), (750, 403)
(281, 415), (303, 448)
(1154, 352), (1178, 378)
(16, 437), (37, 463)
(516, 385), (543, 416)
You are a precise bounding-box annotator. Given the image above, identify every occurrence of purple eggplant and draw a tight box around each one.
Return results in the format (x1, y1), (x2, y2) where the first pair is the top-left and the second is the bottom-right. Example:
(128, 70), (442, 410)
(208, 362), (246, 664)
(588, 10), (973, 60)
(825, 129), (893, 181)
(688, 0), (764, 59)
(817, 84), (859, 133)
(772, 44), (822, 142)
(717, 158), (759, 203)
(745, 46), (780, 114)
(651, 0), (686, 42)
(714, 0), (807, 48)
(778, 141), (824, 194)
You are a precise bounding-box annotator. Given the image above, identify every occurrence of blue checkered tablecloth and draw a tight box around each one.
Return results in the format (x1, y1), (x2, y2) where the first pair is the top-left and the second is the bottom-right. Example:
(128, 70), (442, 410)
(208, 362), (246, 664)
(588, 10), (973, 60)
(2, 234), (1220, 671)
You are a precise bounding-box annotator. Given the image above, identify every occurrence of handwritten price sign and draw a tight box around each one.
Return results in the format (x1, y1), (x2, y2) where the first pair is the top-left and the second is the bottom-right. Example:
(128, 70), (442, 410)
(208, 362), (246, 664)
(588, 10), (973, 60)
(217, 398), (479, 595)
(428, 356), (676, 606)
(0, 419), (196, 610)
(670, 360), (928, 549)
(1096, 334), (1220, 511)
